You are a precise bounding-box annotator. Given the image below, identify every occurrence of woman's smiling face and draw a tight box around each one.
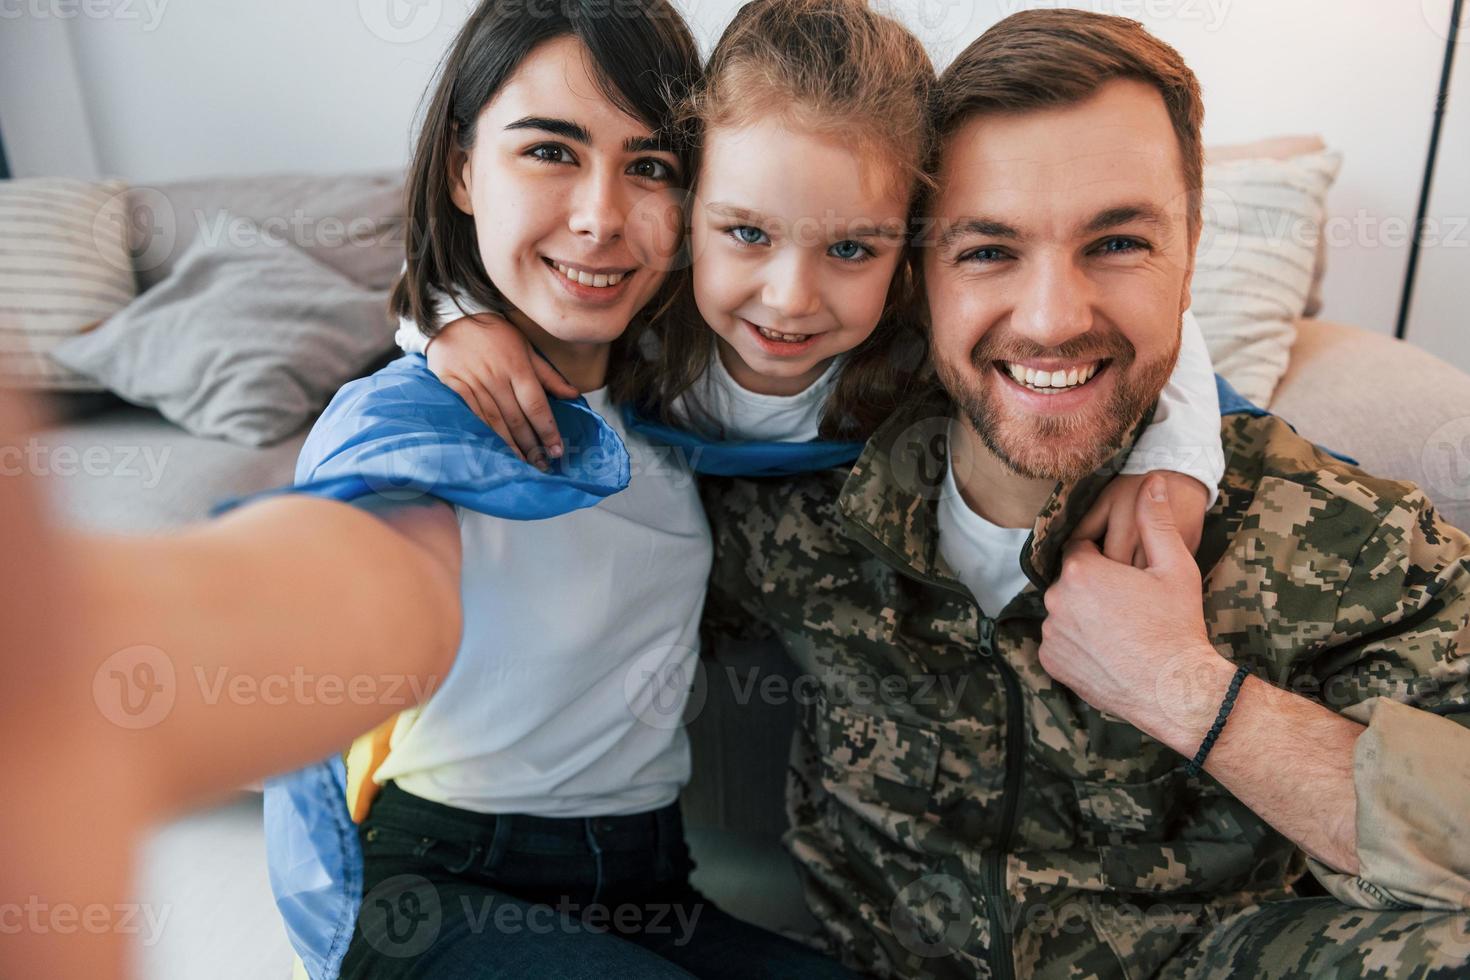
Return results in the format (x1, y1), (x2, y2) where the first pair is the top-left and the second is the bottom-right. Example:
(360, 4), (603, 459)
(447, 35), (686, 353)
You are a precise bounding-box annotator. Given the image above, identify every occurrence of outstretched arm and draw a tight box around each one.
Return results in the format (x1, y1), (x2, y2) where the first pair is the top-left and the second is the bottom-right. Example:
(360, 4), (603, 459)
(0, 388), (463, 980)
(72, 489), (463, 816)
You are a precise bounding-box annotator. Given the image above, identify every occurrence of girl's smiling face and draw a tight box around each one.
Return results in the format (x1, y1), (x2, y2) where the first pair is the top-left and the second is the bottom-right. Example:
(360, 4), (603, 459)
(690, 115), (911, 396)
(448, 35), (686, 371)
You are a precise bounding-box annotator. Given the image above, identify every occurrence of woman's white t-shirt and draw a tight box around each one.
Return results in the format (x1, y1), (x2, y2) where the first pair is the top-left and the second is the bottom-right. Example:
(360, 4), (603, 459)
(376, 386), (714, 816)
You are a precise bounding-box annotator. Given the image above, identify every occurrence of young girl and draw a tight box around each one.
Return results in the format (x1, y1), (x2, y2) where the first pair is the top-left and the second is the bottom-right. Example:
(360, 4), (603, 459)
(400, 0), (1225, 559)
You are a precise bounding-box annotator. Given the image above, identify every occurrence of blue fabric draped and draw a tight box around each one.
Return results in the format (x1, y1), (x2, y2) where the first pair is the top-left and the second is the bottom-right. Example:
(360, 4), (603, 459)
(619, 404), (863, 476)
(212, 354), (630, 519)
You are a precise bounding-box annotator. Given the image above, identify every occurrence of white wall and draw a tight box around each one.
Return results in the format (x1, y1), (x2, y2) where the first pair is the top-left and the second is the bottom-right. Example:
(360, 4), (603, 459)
(62, 1), (465, 181)
(0, 8), (101, 178)
(1402, 0), (1470, 373)
(1, 0), (1464, 366)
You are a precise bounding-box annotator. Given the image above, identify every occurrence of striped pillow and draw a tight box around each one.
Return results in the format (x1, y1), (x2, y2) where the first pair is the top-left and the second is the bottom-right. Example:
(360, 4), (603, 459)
(1191, 151), (1342, 406)
(0, 177), (137, 390)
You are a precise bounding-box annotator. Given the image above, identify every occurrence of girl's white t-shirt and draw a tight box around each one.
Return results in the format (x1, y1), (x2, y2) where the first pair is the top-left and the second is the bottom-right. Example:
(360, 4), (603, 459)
(376, 385), (714, 816)
(672, 347), (843, 442)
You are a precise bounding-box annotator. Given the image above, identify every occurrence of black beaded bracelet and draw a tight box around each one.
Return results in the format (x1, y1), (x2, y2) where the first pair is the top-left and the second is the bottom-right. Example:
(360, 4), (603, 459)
(1184, 664), (1251, 778)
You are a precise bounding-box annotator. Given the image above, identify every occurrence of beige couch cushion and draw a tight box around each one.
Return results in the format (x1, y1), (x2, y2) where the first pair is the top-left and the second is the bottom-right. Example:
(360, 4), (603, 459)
(0, 177), (137, 391)
(1270, 319), (1470, 532)
(126, 172), (405, 293)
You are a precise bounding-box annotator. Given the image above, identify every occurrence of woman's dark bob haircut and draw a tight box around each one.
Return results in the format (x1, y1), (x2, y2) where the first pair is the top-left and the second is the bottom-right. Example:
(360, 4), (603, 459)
(390, 0), (703, 396)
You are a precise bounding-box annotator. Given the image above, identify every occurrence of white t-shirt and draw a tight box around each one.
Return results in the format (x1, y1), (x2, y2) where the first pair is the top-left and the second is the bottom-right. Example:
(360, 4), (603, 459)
(671, 348), (843, 442)
(376, 386), (713, 816)
(937, 430), (1035, 617)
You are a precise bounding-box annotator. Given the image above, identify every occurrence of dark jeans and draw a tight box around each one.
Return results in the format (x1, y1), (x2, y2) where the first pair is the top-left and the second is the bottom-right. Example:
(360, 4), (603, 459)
(340, 782), (860, 979)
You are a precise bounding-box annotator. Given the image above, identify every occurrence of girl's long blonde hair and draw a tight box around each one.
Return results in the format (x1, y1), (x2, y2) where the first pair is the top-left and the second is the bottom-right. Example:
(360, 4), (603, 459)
(630, 0), (938, 440)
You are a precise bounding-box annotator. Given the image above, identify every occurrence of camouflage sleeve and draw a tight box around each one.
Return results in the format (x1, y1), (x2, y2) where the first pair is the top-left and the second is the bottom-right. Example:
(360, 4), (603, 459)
(1304, 487), (1470, 910)
(698, 475), (779, 646)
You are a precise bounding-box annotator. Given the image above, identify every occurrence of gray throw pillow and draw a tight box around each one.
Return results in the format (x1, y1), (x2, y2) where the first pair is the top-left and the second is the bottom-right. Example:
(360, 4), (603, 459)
(52, 219), (393, 447)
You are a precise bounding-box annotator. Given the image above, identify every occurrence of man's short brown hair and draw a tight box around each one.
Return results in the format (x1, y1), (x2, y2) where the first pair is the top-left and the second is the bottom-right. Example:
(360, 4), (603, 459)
(932, 9), (1205, 232)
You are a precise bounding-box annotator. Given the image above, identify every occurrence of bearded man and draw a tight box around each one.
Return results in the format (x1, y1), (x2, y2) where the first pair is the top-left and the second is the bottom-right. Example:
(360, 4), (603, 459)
(702, 10), (1470, 979)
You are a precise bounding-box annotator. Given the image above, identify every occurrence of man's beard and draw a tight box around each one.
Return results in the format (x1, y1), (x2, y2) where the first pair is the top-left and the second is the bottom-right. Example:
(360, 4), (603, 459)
(934, 322), (1181, 483)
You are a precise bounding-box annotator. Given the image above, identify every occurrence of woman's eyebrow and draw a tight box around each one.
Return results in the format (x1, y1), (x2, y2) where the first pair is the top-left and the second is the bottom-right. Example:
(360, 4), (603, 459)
(504, 116), (672, 155)
(505, 116), (592, 145)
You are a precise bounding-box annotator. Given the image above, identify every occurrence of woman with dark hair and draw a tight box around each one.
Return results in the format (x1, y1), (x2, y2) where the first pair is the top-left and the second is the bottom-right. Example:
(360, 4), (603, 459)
(262, 1), (859, 977)
(0, 1), (856, 977)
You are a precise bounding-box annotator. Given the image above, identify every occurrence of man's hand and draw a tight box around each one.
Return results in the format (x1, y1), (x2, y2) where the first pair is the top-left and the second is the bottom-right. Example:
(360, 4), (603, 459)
(1042, 473), (1363, 874)
(427, 314), (579, 469)
(1071, 470), (1209, 569)
(1042, 473), (1230, 740)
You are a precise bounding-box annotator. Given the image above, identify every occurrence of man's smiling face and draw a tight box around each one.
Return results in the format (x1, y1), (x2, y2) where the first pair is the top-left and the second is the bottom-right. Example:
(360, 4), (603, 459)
(923, 78), (1200, 483)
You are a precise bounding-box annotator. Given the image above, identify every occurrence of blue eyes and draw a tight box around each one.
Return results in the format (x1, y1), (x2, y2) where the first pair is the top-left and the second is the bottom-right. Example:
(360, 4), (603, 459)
(724, 227), (873, 263)
(1097, 236), (1147, 254)
(961, 246), (1010, 264)
(957, 237), (1150, 264)
(730, 225), (768, 246)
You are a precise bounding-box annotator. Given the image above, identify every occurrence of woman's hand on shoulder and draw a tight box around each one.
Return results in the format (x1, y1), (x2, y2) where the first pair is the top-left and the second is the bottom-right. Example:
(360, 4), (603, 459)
(426, 314), (579, 469)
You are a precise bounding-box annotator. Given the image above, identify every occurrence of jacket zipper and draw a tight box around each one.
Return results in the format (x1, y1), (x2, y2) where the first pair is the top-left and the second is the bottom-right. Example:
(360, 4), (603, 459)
(842, 520), (1025, 980)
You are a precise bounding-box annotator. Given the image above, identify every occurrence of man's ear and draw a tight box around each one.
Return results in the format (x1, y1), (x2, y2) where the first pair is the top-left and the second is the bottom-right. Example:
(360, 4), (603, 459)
(1179, 216), (1203, 316)
(446, 137), (474, 216)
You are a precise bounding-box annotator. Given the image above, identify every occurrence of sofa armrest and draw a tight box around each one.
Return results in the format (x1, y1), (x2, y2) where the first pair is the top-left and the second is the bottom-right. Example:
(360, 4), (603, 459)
(1269, 318), (1470, 532)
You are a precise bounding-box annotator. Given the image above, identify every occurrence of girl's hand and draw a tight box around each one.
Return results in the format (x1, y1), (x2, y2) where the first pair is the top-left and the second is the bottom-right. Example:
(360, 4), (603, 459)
(1070, 471), (1209, 569)
(426, 314), (579, 469)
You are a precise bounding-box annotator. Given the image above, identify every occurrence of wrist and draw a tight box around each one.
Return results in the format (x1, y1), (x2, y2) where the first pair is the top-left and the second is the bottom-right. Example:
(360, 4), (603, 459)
(1147, 645), (1238, 757)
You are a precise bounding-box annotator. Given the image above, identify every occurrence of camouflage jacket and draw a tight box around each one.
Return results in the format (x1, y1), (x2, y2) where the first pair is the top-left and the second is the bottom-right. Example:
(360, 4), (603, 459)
(702, 391), (1470, 979)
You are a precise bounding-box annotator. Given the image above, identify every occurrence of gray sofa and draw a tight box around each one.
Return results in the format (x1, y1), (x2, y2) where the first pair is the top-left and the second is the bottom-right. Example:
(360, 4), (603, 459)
(28, 175), (1470, 979)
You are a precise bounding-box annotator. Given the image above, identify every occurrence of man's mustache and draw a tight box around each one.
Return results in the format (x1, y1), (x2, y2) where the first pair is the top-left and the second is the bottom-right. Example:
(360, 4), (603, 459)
(968, 331), (1136, 369)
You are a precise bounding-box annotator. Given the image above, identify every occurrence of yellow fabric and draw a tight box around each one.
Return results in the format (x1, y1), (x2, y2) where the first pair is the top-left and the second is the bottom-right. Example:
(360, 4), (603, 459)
(345, 713), (399, 824)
